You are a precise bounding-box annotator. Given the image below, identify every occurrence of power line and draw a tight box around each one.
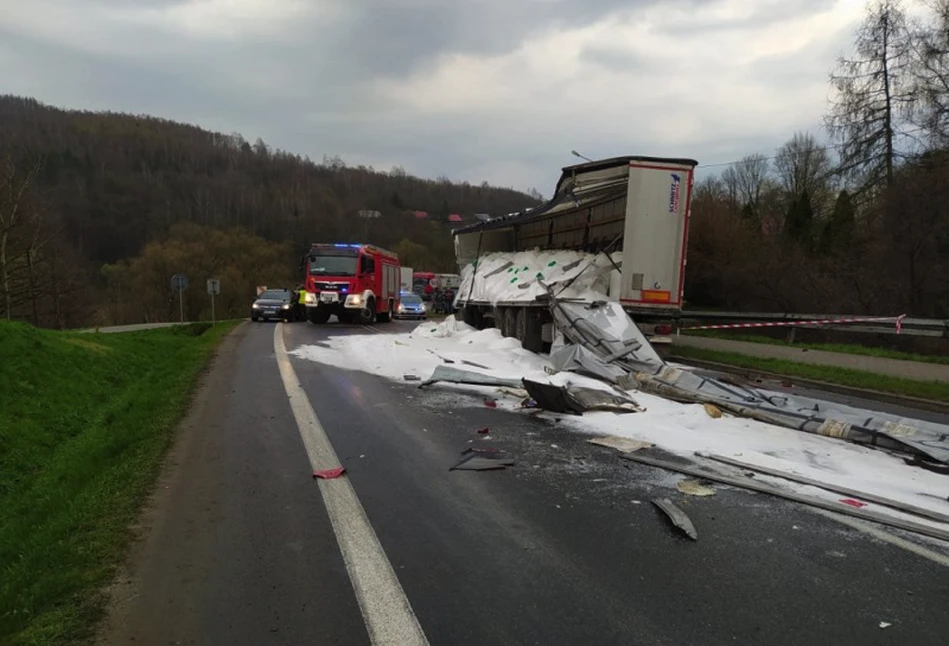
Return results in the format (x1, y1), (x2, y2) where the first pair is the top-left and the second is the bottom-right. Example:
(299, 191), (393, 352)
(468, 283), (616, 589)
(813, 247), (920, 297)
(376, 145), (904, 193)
(695, 126), (928, 170)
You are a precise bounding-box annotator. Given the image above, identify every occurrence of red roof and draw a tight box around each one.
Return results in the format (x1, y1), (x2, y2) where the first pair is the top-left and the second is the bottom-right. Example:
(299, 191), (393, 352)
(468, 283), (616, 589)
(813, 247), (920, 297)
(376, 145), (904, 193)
(448, 213), (463, 223)
(413, 210), (429, 219)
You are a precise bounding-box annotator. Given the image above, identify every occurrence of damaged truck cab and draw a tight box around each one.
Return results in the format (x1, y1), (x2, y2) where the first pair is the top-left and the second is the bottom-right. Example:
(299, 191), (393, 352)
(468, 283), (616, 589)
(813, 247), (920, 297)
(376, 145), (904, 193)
(302, 243), (401, 324)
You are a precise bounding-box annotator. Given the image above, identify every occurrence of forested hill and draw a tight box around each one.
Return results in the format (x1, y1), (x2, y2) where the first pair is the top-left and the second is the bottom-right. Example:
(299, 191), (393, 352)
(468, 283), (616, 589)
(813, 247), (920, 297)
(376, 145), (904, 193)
(0, 95), (540, 326)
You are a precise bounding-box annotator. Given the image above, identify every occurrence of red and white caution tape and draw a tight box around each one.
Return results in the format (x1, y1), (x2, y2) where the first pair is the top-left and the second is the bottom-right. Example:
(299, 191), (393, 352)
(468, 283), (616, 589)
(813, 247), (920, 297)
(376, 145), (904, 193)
(682, 314), (907, 334)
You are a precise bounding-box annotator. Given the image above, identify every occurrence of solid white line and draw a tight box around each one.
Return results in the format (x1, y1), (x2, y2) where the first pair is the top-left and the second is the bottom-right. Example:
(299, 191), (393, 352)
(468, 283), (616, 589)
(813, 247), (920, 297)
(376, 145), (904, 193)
(273, 324), (429, 646)
(812, 508), (949, 568)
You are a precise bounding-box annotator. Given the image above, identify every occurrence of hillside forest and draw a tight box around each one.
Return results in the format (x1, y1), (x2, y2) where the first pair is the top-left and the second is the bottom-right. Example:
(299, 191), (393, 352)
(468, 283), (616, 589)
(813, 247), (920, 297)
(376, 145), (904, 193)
(1, 0), (947, 328)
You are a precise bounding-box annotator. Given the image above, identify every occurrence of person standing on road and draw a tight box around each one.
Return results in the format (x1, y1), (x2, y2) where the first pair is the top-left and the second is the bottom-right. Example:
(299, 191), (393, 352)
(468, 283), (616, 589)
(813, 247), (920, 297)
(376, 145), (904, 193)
(296, 284), (307, 321)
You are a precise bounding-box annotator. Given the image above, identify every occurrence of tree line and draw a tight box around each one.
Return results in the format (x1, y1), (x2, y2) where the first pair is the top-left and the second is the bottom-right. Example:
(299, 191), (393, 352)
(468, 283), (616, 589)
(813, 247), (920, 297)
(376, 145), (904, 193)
(684, 0), (949, 318)
(0, 98), (538, 326)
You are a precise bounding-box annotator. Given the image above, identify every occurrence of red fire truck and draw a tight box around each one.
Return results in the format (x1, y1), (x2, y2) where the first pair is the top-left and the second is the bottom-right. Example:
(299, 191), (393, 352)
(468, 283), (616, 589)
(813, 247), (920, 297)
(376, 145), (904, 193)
(302, 243), (402, 324)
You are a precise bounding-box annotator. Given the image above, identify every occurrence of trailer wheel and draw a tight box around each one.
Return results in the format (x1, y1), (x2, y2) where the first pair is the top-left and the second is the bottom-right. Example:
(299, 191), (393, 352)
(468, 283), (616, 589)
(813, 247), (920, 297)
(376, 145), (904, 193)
(308, 309), (330, 325)
(358, 298), (376, 325)
(462, 305), (484, 329)
(515, 308), (545, 353)
(499, 308), (516, 338)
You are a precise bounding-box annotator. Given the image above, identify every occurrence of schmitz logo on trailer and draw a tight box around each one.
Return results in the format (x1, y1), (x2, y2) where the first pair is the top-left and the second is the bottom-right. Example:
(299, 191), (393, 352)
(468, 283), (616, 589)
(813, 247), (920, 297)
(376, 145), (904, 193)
(668, 173), (681, 213)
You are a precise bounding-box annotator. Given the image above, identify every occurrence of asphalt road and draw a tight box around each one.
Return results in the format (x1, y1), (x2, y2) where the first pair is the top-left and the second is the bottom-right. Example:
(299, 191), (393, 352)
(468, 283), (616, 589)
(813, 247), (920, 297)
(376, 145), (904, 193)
(98, 320), (949, 646)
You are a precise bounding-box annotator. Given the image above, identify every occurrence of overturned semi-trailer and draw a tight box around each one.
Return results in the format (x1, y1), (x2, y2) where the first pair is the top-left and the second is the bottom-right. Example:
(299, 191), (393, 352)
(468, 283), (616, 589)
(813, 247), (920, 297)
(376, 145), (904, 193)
(452, 155), (698, 352)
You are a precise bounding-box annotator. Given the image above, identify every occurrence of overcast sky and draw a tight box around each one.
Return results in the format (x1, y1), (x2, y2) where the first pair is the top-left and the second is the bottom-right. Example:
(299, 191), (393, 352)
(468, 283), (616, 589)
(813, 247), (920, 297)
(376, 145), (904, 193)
(0, 0), (929, 195)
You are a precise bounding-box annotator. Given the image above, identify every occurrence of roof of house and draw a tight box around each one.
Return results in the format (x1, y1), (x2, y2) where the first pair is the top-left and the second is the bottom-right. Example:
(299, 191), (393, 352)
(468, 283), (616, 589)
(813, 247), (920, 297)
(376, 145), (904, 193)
(447, 213), (464, 223)
(413, 210), (429, 219)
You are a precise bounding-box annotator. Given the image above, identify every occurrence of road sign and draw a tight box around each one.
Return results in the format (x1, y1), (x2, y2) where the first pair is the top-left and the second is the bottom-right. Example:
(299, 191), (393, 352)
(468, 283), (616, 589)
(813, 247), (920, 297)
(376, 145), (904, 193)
(171, 273), (189, 291)
(207, 278), (220, 295)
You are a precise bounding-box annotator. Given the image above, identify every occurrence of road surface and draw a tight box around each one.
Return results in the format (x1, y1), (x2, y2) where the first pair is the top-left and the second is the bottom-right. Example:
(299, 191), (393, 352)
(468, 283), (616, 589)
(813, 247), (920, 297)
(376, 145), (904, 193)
(98, 321), (949, 646)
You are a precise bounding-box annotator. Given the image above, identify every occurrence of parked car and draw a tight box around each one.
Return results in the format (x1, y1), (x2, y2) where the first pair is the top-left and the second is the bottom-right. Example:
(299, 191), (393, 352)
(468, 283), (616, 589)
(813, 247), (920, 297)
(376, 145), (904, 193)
(251, 288), (297, 322)
(395, 292), (427, 320)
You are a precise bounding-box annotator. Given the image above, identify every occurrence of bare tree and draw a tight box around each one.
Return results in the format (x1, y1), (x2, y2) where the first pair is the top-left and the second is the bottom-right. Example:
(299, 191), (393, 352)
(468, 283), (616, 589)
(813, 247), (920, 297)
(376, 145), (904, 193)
(720, 154), (770, 219)
(910, 0), (949, 144)
(826, 0), (914, 193)
(0, 154), (41, 320)
(774, 132), (834, 215)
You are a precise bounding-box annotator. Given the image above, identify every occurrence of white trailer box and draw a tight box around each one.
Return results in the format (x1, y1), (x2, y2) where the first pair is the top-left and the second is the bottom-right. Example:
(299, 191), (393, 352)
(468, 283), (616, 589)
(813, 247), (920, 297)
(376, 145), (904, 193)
(400, 267), (413, 292)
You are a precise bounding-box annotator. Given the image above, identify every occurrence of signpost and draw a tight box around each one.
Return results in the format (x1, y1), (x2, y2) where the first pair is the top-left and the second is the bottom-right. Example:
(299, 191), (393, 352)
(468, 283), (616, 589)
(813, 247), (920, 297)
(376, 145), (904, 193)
(171, 273), (189, 324)
(207, 278), (220, 325)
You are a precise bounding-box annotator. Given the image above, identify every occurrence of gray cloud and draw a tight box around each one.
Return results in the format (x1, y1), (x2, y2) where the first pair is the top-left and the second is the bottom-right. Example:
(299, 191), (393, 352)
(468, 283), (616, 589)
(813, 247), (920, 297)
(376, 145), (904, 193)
(0, 0), (867, 193)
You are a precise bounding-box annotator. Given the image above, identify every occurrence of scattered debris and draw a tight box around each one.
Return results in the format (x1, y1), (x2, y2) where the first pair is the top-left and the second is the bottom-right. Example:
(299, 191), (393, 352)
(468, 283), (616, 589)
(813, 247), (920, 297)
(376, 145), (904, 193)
(703, 403), (723, 419)
(403, 374), (421, 381)
(621, 452), (949, 543)
(587, 436), (653, 454)
(461, 359), (491, 369)
(359, 454), (365, 459)
(700, 452), (949, 524)
(313, 467), (346, 479)
(840, 498), (868, 509)
(420, 365), (523, 389)
(652, 498), (698, 541)
(450, 447), (515, 471)
(497, 387), (529, 398)
(550, 444), (560, 449)
(676, 480), (716, 497)
(879, 622), (892, 629)
(522, 379), (644, 415)
(484, 398), (498, 408)
(476, 427), (490, 434)
(520, 398), (538, 408)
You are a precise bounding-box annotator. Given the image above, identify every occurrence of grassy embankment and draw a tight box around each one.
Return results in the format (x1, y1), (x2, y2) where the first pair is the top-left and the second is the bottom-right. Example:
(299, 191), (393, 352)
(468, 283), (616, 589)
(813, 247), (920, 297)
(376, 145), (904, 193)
(670, 345), (949, 403)
(683, 329), (949, 365)
(0, 320), (237, 645)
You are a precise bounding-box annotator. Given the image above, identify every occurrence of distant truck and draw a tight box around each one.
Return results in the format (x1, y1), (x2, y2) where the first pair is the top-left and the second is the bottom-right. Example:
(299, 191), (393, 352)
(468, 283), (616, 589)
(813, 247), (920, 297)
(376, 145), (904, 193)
(400, 267), (414, 293)
(302, 243), (401, 324)
(412, 271), (436, 294)
(452, 155), (698, 350)
(432, 273), (462, 290)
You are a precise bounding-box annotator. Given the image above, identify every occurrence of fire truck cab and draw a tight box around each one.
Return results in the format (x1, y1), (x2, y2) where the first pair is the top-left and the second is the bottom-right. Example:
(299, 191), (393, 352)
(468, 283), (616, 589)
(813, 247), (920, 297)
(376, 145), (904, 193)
(302, 243), (401, 324)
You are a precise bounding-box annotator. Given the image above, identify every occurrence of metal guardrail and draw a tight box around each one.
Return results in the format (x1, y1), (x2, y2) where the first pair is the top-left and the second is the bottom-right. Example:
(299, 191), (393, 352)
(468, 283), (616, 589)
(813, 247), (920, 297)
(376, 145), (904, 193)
(678, 310), (949, 339)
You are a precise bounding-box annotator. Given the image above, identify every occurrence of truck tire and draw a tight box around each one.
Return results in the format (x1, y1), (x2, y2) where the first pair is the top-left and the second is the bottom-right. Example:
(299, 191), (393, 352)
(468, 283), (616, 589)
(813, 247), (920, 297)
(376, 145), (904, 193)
(377, 299), (393, 323)
(358, 298), (376, 325)
(308, 309), (330, 325)
(500, 308), (516, 338)
(515, 308), (545, 353)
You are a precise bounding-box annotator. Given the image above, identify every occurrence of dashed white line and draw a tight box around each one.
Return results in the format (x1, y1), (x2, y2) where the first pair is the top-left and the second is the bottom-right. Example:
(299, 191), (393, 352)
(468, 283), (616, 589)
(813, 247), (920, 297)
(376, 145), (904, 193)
(273, 324), (429, 646)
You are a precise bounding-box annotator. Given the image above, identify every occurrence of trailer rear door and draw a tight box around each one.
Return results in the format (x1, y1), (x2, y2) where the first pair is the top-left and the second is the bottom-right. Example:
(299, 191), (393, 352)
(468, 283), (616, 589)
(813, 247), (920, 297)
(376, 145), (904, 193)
(620, 160), (695, 310)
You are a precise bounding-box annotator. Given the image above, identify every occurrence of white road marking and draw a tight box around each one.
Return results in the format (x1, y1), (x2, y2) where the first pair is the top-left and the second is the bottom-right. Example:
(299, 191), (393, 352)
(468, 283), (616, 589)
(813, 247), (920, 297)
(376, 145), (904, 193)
(273, 324), (429, 646)
(813, 509), (949, 568)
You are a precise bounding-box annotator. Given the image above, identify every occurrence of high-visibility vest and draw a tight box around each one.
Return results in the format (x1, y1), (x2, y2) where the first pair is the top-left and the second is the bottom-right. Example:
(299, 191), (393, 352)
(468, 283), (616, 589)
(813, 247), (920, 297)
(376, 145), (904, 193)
(298, 290), (307, 304)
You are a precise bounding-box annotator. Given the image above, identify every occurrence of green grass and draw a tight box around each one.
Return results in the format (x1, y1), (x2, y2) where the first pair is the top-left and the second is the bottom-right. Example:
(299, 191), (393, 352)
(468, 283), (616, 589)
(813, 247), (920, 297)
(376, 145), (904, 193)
(683, 329), (949, 365)
(0, 320), (238, 645)
(670, 345), (949, 403)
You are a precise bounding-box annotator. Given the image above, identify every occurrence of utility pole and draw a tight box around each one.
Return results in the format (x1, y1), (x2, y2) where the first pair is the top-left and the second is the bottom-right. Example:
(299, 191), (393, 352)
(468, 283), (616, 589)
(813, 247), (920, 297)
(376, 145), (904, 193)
(207, 278), (220, 325)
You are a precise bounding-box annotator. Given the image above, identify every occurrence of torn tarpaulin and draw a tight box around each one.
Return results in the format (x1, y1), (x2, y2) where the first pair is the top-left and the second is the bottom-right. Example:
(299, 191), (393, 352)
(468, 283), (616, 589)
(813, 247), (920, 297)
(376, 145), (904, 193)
(420, 365), (524, 389)
(522, 379), (644, 415)
(549, 344), (629, 383)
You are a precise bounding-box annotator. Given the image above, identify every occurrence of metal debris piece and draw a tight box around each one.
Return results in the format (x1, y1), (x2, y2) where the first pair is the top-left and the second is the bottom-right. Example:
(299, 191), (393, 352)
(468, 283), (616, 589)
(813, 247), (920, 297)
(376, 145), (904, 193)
(879, 622), (892, 629)
(587, 436), (653, 454)
(426, 348), (455, 363)
(313, 467), (346, 479)
(676, 480), (716, 497)
(420, 365), (523, 389)
(700, 452), (949, 524)
(461, 359), (492, 369)
(451, 447), (515, 471)
(403, 374), (421, 381)
(622, 452), (949, 543)
(652, 498), (698, 541)
(522, 379), (643, 415)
